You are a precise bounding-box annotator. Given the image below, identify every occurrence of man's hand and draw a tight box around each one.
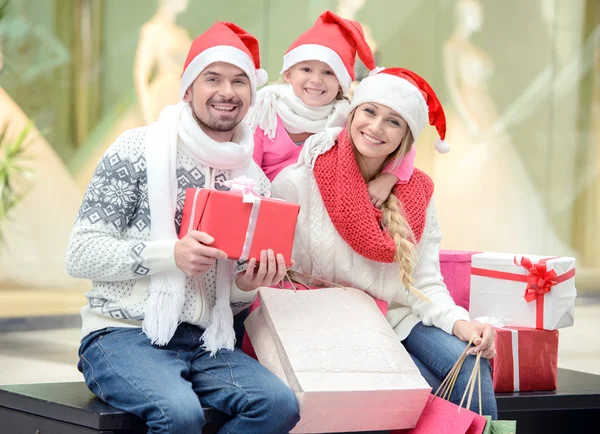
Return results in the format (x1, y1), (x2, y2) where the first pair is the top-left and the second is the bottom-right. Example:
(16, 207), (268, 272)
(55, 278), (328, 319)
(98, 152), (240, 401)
(367, 173), (398, 209)
(175, 231), (227, 277)
(452, 320), (496, 359)
(236, 249), (293, 292)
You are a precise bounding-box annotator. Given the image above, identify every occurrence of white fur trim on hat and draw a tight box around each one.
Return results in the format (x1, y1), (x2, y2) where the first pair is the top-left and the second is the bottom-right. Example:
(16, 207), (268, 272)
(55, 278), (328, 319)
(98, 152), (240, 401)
(280, 44), (352, 94)
(180, 45), (266, 102)
(349, 73), (428, 143)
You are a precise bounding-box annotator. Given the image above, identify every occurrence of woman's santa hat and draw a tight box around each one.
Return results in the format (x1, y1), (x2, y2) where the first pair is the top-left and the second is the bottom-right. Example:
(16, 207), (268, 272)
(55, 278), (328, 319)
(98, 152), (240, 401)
(349, 68), (449, 153)
(280, 10), (376, 94)
(180, 22), (268, 102)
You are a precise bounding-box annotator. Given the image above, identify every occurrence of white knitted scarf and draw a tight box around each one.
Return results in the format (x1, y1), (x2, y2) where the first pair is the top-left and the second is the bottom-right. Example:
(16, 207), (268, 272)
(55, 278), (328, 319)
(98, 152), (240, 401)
(144, 101), (260, 355)
(246, 83), (349, 144)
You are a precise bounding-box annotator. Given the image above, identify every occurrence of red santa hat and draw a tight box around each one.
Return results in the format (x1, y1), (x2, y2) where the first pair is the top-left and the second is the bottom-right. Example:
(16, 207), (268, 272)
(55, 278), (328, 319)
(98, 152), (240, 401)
(180, 22), (268, 102)
(280, 10), (376, 94)
(349, 68), (449, 153)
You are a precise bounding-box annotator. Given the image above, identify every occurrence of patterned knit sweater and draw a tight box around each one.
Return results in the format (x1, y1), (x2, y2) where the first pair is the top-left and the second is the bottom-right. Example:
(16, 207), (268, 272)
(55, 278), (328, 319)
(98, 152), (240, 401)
(66, 126), (270, 339)
(272, 163), (470, 341)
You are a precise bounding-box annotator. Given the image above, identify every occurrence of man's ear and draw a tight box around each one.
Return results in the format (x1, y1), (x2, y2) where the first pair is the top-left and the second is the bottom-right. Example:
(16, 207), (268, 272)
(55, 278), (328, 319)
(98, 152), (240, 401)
(182, 84), (193, 102)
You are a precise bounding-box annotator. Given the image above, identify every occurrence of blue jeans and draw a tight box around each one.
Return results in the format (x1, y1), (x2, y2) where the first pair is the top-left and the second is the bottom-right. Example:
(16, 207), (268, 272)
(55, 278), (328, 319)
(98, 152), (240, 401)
(78, 322), (300, 434)
(403, 322), (498, 419)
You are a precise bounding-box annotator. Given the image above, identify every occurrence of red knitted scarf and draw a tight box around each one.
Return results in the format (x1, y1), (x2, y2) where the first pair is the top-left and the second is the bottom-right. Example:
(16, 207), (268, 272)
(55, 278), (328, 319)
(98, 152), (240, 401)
(313, 128), (434, 263)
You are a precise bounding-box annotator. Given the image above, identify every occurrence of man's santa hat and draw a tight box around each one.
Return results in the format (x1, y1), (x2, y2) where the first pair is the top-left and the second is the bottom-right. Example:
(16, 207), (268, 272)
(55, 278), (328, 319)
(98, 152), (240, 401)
(350, 68), (449, 153)
(180, 22), (268, 102)
(280, 10), (375, 94)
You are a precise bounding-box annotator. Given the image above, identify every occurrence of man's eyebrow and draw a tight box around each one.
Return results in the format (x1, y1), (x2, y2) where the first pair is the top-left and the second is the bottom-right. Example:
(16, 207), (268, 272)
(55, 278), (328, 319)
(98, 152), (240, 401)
(202, 70), (249, 79)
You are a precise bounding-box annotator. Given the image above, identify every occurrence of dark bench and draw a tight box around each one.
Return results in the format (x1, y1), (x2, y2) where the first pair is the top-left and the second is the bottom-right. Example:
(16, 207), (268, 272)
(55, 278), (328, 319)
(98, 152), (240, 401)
(0, 381), (227, 434)
(1, 368), (599, 434)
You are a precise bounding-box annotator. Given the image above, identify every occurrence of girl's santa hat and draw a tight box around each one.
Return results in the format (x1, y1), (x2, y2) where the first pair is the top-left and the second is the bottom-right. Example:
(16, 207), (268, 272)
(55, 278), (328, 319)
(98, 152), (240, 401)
(180, 22), (268, 102)
(280, 10), (375, 94)
(350, 68), (449, 153)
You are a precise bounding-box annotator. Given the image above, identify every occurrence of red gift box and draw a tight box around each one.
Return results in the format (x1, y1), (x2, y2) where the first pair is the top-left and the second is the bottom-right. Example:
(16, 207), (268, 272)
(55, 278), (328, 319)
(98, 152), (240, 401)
(491, 326), (558, 392)
(179, 188), (300, 264)
(439, 250), (479, 310)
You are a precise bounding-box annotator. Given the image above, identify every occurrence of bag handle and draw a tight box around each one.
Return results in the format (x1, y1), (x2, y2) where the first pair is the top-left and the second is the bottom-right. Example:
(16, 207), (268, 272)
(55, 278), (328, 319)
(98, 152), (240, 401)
(284, 270), (353, 291)
(433, 335), (484, 415)
(458, 352), (483, 415)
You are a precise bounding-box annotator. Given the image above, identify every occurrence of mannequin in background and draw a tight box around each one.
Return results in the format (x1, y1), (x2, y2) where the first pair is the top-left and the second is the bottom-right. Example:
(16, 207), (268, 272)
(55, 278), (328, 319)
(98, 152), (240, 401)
(135, 0), (191, 125)
(435, 0), (572, 256)
(76, 0), (191, 189)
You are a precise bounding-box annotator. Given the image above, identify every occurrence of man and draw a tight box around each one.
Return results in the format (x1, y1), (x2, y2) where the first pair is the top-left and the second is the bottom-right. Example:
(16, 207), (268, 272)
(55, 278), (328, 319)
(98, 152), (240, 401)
(67, 22), (299, 434)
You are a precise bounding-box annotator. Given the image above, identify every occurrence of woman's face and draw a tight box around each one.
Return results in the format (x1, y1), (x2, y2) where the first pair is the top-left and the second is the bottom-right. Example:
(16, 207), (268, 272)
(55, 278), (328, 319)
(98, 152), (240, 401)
(350, 102), (410, 169)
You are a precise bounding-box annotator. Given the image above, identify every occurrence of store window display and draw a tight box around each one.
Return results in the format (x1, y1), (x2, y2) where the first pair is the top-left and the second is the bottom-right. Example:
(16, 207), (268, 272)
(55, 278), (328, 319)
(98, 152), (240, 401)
(432, 0), (573, 256)
(0, 35), (84, 289)
(76, 0), (191, 188)
(336, 0), (380, 97)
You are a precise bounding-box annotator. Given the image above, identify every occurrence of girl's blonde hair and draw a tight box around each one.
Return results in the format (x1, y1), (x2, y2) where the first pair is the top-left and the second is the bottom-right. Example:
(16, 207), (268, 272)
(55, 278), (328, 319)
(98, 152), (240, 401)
(348, 110), (430, 302)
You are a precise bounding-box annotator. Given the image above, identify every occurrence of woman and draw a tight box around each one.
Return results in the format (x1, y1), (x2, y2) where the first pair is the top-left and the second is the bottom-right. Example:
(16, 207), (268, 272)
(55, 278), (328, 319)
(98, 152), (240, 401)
(272, 67), (498, 418)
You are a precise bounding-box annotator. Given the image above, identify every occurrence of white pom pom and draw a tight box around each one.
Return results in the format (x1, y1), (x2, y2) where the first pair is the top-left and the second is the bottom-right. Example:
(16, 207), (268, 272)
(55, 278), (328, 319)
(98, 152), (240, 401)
(435, 138), (450, 153)
(256, 68), (268, 87)
(369, 66), (386, 76)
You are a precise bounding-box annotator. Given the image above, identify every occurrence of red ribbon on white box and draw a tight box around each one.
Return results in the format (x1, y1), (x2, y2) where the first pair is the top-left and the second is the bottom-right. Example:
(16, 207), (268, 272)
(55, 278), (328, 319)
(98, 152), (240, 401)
(471, 256), (576, 329)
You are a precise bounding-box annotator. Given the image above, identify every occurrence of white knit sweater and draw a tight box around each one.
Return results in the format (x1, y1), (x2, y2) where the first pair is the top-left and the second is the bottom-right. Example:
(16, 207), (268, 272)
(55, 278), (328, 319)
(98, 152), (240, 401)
(271, 163), (470, 341)
(66, 126), (268, 339)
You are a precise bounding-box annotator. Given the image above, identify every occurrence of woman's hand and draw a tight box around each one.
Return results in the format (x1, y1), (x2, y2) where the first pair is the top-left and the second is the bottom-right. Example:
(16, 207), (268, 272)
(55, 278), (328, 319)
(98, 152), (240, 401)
(452, 320), (496, 359)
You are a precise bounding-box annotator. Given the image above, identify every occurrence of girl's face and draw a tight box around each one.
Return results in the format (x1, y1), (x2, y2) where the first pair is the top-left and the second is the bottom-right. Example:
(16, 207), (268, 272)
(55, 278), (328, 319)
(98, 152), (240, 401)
(284, 60), (340, 107)
(350, 103), (410, 170)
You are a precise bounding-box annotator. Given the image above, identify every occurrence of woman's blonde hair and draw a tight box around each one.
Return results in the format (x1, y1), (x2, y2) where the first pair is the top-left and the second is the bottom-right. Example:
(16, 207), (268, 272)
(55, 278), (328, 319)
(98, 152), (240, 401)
(348, 109), (430, 302)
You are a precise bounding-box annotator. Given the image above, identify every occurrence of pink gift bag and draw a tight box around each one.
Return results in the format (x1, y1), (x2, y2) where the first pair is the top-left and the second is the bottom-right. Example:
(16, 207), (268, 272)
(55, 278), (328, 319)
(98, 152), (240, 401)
(392, 395), (487, 434)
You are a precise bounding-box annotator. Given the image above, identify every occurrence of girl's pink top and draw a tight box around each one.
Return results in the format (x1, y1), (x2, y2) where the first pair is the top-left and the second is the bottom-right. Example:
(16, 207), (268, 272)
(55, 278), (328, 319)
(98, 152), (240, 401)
(252, 116), (417, 183)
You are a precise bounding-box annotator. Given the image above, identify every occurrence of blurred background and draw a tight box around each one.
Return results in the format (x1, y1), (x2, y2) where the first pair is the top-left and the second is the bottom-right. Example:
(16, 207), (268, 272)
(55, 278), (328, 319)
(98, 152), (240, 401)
(0, 0), (599, 384)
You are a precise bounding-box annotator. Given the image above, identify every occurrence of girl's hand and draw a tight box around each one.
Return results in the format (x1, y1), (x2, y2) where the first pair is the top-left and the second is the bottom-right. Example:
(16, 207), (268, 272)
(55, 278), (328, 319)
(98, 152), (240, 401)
(367, 173), (398, 209)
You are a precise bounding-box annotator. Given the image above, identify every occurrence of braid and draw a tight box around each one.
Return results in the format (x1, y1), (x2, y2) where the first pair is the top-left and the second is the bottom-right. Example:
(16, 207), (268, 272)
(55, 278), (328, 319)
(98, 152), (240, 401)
(346, 107), (430, 301)
(381, 194), (431, 302)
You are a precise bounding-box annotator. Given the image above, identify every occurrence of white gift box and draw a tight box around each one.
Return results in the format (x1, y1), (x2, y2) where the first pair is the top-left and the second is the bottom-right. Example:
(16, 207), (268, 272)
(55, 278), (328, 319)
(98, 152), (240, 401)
(244, 287), (431, 433)
(469, 252), (577, 329)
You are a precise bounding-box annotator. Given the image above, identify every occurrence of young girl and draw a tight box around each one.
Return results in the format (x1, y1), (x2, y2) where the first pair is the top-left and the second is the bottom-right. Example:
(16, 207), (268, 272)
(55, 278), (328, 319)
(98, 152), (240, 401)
(272, 67), (498, 418)
(247, 10), (418, 208)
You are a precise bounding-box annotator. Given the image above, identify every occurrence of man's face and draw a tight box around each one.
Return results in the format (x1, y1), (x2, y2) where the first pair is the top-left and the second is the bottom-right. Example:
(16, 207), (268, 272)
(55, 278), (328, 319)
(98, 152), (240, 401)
(183, 62), (252, 139)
